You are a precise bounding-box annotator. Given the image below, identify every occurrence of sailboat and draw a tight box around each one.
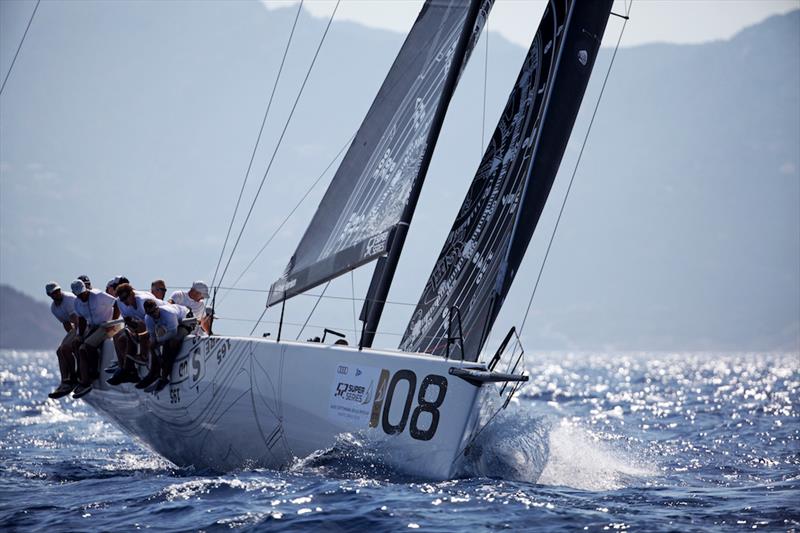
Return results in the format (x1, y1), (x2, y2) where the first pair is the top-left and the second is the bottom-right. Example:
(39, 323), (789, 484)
(83, 0), (614, 480)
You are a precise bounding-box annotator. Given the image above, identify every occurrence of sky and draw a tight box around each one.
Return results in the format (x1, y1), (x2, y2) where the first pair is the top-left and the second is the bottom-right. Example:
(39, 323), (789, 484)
(261, 0), (800, 48)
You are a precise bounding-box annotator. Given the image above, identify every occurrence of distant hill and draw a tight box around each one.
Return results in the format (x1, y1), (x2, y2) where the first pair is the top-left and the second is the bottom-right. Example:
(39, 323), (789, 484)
(0, 4), (797, 352)
(0, 285), (63, 350)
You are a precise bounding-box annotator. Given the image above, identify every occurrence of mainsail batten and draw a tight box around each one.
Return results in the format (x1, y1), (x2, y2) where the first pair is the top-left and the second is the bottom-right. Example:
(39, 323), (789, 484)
(269, 0), (494, 307)
(401, 0), (614, 360)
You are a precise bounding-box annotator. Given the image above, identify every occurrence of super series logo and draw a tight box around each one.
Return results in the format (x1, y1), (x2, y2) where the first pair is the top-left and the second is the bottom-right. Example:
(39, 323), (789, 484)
(334, 382), (370, 404)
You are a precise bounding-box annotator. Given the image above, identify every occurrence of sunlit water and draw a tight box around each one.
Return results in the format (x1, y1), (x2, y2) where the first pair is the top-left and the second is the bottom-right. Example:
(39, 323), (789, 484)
(1, 350), (797, 531)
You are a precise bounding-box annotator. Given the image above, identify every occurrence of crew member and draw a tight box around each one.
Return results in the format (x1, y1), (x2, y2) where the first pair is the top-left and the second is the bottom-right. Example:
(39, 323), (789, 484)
(169, 281), (210, 334)
(105, 276), (129, 297)
(77, 275), (93, 291)
(150, 279), (167, 301)
(45, 282), (79, 398)
(108, 283), (162, 386)
(139, 300), (191, 393)
(71, 279), (121, 399)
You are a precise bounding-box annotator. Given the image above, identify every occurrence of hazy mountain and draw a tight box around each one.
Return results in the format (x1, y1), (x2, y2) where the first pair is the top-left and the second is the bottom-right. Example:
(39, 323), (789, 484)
(0, 285), (63, 350)
(1, 3), (797, 352)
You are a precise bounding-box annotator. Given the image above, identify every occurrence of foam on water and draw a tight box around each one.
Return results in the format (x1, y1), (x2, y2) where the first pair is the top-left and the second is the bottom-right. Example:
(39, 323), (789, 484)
(454, 408), (655, 490)
(457, 409), (551, 482)
(161, 477), (289, 501)
(537, 420), (657, 490)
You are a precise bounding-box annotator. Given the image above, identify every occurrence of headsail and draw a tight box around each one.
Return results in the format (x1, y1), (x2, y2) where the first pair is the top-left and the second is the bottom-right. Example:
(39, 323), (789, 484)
(400, 0), (614, 360)
(268, 0), (494, 306)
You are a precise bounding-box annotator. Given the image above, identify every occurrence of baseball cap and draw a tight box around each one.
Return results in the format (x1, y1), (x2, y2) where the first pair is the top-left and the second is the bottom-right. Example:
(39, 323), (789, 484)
(191, 281), (210, 299)
(71, 279), (88, 296)
(45, 282), (61, 295)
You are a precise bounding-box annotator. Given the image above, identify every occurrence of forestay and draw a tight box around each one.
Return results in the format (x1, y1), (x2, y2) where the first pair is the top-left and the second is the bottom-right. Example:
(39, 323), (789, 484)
(268, 0), (494, 306)
(400, 0), (614, 360)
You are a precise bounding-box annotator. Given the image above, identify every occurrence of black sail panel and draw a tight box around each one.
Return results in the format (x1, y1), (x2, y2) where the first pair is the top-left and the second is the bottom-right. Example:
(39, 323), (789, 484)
(400, 0), (613, 360)
(269, 0), (494, 306)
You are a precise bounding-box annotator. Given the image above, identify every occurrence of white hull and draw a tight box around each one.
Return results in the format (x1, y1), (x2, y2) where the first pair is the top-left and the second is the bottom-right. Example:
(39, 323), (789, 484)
(84, 335), (487, 479)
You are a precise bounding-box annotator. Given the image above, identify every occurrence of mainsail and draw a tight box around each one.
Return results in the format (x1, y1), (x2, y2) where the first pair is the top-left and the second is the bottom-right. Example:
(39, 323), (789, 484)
(400, 0), (614, 360)
(268, 0), (494, 306)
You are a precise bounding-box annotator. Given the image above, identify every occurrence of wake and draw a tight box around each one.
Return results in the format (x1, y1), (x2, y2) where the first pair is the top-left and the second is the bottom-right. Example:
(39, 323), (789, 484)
(290, 406), (655, 490)
(458, 406), (657, 490)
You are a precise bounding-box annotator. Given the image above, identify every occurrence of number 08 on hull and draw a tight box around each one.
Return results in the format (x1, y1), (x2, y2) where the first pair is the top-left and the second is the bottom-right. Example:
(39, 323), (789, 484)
(84, 335), (486, 479)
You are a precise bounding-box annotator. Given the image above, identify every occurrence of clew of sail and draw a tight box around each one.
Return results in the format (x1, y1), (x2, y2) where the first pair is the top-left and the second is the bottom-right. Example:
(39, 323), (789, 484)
(400, 0), (614, 361)
(268, 0), (494, 307)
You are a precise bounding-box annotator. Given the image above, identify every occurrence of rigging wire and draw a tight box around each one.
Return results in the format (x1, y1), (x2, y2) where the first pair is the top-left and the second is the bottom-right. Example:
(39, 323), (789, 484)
(219, 131), (356, 302)
(213, 284), (418, 307)
(481, 18), (489, 153)
(214, 0), (341, 293)
(0, 0), (40, 97)
(211, 0), (304, 290)
(517, 3), (632, 338)
(248, 306), (269, 336)
(296, 281), (330, 339)
(220, 314), (443, 342)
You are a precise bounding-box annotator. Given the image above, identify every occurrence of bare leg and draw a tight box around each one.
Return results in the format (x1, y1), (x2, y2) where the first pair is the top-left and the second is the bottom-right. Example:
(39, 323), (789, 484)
(78, 344), (100, 386)
(55, 345), (75, 384)
(113, 331), (128, 368)
(49, 342), (78, 398)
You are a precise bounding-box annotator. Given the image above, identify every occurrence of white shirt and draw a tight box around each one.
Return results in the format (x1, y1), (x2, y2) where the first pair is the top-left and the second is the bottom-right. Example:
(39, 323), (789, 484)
(74, 290), (117, 326)
(169, 290), (204, 319)
(145, 303), (189, 343)
(117, 290), (164, 321)
(50, 293), (78, 324)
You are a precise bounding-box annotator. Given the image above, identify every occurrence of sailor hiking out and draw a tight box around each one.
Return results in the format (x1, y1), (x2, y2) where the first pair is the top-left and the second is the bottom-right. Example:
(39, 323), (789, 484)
(71, 279), (121, 399)
(77, 274), (93, 291)
(45, 282), (80, 399)
(38, 277), (211, 398)
(107, 282), (164, 386)
(137, 300), (192, 393)
(169, 280), (211, 334)
(150, 279), (167, 301)
(105, 275), (129, 297)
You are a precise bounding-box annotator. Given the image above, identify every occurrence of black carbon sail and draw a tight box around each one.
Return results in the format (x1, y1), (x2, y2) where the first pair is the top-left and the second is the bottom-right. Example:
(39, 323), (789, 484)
(400, 0), (613, 360)
(268, 0), (494, 307)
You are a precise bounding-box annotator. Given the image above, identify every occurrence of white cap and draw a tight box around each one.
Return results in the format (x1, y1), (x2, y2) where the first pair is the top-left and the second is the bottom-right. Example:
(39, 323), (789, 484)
(45, 282), (61, 295)
(106, 276), (120, 289)
(71, 279), (88, 296)
(191, 281), (209, 299)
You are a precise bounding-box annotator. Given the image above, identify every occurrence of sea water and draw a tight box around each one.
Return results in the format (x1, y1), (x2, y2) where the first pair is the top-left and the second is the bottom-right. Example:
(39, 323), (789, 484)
(0, 350), (797, 531)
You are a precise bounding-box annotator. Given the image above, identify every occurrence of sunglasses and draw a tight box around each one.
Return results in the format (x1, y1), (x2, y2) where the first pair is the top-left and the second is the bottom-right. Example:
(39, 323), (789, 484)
(153, 287), (166, 292)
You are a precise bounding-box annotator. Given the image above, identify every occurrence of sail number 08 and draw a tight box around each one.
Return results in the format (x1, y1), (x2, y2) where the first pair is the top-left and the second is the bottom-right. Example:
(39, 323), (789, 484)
(381, 371), (448, 441)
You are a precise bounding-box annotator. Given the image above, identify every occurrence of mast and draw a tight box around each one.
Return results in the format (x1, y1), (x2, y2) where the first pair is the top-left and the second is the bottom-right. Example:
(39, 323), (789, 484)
(359, 0), (486, 348)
